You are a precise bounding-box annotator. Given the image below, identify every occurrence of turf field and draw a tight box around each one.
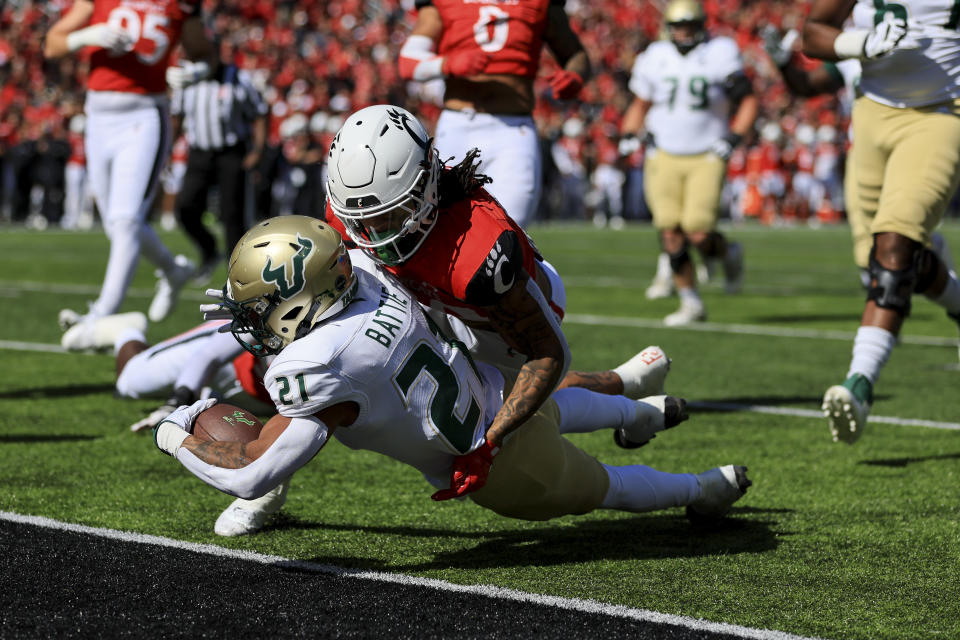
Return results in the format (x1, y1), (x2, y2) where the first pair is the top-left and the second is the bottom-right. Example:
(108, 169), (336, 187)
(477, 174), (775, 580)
(1, 222), (958, 640)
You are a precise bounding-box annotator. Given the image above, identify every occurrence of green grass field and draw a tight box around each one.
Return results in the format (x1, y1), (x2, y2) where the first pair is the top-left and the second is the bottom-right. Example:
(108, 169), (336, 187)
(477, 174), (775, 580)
(1, 222), (959, 640)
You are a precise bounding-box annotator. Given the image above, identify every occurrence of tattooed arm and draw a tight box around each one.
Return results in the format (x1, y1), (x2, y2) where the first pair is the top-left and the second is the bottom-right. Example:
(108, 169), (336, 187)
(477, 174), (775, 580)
(483, 271), (570, 445)
(174, 403), (356, 499)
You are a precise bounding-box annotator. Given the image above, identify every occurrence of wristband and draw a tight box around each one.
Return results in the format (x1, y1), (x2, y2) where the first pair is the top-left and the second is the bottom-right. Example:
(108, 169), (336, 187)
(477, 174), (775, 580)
(833, 30), (869, 60)
(155, 421), (190, 456)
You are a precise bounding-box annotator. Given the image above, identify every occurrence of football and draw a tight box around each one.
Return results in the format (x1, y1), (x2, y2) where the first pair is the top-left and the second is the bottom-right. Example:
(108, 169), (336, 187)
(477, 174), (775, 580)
(193, 403), (263, 444)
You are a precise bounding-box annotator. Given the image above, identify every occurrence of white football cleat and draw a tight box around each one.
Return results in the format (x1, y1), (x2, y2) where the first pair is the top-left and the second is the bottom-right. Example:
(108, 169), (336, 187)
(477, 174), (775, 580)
(822, 384), (870, 444)
(723, 241), (744, 294)
(214, 481), (289, 537)
(58, 308), (84, 331)
(613, 395), (688, 449)
(613, 346), (670, 399)
(149, 255), (196, 322)
(664, 298), (706, 326)
(686, 465), (751, 521)
(61, 312), (147, 352)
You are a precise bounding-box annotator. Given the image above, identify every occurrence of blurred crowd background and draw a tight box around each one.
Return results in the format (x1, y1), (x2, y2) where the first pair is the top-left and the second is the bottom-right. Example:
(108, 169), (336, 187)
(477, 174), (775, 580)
(3, 0), (952, 231)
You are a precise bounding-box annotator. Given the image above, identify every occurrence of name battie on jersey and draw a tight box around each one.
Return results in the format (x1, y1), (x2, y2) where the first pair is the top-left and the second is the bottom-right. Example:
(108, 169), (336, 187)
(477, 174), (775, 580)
(365, 286), (411, 348)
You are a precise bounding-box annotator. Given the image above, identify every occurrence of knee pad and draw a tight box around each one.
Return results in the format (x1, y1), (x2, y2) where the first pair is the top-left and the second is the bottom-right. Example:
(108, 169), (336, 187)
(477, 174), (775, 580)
(667, 245), (691, 273)
(867, 247), (917, 316)
(696, 232), (725, 258)
(913, 247), (939, 294)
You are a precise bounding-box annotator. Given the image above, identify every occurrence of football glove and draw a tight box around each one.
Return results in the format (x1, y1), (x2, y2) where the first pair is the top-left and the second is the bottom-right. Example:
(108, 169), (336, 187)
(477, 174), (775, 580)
(166, 61), (211, 89)
(130, 386), (197, 433)
(153, 397), (217, 456)
(431, 440), (500, 501)
(66, 24), (133, 55)
(863, 15), (907, 59)
(761, 26), (799, 68)
(708, 132), (743, 162)
(441, 50), (490, 77)
(548, 69), (584, 100)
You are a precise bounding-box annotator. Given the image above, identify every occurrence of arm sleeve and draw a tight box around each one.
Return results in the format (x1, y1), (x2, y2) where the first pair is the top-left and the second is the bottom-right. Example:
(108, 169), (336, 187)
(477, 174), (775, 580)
(399, 34), (445, 81)
(175, 416), (329, 499)
(463, 230), (526, 307)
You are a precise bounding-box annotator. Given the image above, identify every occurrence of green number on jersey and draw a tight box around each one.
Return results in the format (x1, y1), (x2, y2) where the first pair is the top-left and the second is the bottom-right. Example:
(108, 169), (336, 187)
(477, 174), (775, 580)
(394, 343), (481, 454)
(664, 77), (679, 109)
(276, 373), (309, 405)
(663, 76), (709, 110)
(689, 76), (709, 110)
(872, 0), (908, 24)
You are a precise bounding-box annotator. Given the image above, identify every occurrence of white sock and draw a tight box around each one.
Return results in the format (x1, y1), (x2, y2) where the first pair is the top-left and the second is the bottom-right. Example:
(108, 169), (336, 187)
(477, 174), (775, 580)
(678, 288), (700, 304)
(600, 464), (701, 512)
(92, 219), (142, 316)
(553, 387), (636, 434)
(930, 273), (960, 316)
(139, 223), (178, 273)
(847, 326), (896, 384)
(654, 252), (672, 281)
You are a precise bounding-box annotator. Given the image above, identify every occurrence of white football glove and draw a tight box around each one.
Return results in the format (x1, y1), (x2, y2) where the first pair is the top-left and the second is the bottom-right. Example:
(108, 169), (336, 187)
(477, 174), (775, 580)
(761, 26), (799, 67)
(153, 398), (217, 456)
(166, 61), (211, 89)
(863, 14), (907, 58)
(834, 16), (907, 60)
(130, 404), (175, 433)
(618, 135), (641, 157)
(708, 132), (743, 162)
(66, 24), (133, 55)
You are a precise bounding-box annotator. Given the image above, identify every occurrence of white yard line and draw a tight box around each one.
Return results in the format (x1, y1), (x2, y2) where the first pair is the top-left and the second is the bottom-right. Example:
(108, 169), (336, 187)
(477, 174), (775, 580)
(0, 510), (825, 640)
(689, 401), (960, 431)
(564, 313), (958, 347)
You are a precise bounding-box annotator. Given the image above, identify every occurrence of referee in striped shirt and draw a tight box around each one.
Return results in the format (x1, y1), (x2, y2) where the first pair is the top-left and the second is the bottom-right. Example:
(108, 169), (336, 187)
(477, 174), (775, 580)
(170, 59), (268, 280)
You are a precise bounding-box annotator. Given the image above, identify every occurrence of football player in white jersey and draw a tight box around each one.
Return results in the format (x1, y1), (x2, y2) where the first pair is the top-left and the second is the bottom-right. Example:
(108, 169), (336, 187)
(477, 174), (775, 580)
(620, 0), (758, 326)
(804, 0), (960, 443)
(153, 216), (751, 532)
(763, 27), (956, 289)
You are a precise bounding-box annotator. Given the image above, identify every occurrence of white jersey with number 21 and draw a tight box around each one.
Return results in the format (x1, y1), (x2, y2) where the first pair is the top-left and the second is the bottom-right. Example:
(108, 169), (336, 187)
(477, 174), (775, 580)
(264, 253), (505, 486)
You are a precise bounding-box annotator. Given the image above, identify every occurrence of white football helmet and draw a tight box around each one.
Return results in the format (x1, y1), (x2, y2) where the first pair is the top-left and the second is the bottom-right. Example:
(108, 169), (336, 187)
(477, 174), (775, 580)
(326, 104), (440, 266)
(218, 215), (357, 355)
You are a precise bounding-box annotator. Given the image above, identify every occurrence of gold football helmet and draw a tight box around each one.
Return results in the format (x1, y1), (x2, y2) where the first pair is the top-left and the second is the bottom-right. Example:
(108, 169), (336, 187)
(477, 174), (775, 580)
(220, 215), (357, 355)
(663, 0), (707, 54)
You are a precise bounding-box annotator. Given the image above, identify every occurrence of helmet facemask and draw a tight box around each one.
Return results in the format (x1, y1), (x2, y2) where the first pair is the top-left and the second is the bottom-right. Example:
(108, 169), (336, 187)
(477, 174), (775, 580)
(326, 105), (442, 266)
(210, 216), (358, 356)
(331, 148), (440, 266)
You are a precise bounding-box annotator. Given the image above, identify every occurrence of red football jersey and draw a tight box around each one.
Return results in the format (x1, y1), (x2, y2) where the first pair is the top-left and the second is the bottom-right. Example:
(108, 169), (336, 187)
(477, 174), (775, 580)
(325, 186), (539, 324)
(418, 0), (562, 77)
(87, 0), (201, 94)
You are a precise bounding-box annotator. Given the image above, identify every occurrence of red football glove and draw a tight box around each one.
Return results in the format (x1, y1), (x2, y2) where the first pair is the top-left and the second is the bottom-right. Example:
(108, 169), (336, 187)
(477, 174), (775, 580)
(442, 50), (490, 77)
(431, 440), (500, 501)
(548, 69), (584, 100)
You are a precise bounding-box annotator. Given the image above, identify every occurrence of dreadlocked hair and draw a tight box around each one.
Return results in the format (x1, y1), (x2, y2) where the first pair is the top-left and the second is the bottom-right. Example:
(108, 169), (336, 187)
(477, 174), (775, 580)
(437, 148), (492, 206)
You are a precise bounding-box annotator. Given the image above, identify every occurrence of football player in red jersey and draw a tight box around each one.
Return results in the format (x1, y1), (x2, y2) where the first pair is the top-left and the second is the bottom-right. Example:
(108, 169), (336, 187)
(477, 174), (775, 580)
(398, 0), (590, 227)
(325, 105), (679, 458)
(44, 0), (215, 351)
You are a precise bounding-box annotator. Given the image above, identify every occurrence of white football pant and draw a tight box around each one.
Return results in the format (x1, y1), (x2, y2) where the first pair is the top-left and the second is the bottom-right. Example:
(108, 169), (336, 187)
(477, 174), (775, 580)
(435, 109), (542, 227)
(84, 93), (178, 318)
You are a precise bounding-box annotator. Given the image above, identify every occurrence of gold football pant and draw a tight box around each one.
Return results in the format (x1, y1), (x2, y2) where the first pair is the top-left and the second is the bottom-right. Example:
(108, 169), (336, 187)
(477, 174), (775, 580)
(852, 96), (960, 246)
(643, 149), (727, 232)
(470, 367), (609, 521)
